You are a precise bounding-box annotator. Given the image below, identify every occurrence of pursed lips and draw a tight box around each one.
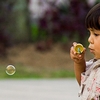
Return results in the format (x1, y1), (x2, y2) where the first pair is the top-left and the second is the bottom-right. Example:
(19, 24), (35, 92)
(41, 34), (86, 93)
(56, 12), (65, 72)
(89, 47), (94, 53)
(88, 45), (94, 53)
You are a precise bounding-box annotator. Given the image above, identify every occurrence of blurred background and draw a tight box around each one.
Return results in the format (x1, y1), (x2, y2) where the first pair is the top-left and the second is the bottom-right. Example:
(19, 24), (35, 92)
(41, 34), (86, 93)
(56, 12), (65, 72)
(0, 0), (98, 78)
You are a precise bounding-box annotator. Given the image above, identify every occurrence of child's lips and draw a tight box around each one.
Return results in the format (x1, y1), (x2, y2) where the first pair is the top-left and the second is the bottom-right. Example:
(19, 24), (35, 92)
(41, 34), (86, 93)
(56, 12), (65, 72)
(88, 45), (94, 53)
(89, 48), (94, 53)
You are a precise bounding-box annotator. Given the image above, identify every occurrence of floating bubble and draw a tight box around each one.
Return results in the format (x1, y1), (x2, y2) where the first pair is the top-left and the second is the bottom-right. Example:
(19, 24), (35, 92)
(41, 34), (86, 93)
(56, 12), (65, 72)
(6, 65), (16, 75)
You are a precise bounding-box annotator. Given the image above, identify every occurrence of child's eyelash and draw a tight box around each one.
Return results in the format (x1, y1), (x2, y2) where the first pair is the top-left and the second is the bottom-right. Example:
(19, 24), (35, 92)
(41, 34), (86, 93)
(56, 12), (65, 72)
(94, 33), (99, 36)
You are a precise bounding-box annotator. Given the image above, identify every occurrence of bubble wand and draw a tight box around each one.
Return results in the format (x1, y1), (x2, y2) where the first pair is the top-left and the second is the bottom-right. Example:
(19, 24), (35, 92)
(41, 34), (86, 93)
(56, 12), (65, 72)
(74, 43), (84, 54)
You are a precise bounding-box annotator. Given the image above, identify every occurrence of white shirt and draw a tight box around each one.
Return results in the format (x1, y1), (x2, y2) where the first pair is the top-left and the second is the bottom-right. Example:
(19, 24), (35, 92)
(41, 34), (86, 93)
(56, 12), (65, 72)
(79, 59), (100, 100)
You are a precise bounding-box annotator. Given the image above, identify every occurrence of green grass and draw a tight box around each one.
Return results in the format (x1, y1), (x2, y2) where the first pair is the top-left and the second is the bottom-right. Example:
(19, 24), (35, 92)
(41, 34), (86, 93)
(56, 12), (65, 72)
(0, 64), (75, 79)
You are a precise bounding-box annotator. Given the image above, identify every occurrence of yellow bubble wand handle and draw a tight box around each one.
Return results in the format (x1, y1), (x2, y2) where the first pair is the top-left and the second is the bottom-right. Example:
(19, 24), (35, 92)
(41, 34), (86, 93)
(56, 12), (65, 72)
(74, 43), (84, 54)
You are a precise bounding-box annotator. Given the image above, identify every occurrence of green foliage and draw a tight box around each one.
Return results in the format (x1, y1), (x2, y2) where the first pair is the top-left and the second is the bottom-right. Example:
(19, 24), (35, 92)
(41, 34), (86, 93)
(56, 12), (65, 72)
(31, 24), (39, 42)
(31, 24), (48, 42)
(61, 35), (69, 43)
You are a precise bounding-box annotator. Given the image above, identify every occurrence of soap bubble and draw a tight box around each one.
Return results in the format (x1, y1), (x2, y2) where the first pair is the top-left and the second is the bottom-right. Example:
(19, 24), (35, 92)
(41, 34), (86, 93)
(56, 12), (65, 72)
(6, 65), (16, 75)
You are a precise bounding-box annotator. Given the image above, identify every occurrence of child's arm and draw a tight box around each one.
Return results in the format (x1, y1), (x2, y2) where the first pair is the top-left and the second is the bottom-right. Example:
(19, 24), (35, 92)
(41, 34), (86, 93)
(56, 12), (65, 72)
(73, 59), (86, 86)
(70, 42), (86, 85)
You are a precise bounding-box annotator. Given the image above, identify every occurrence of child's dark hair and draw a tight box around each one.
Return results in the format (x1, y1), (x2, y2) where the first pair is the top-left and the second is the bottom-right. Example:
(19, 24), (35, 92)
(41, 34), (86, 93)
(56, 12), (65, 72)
(85, 3), (100, 30)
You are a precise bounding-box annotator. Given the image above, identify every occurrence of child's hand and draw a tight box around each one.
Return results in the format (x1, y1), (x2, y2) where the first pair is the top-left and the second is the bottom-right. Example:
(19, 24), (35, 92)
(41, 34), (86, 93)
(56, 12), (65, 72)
(70, 42), (86, 64)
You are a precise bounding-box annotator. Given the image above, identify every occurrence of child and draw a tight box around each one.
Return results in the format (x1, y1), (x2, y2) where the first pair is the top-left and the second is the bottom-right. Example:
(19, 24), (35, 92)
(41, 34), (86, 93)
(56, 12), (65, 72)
(70, 3), (100, 100)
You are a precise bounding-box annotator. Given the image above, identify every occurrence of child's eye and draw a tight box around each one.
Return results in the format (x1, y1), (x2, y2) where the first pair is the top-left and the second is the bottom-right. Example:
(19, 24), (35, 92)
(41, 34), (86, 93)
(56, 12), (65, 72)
(94, 33), (99, 36)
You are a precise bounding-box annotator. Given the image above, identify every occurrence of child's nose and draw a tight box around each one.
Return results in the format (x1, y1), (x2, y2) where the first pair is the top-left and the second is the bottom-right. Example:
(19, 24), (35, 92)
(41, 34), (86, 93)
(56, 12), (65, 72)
(88, 35), (94, 44)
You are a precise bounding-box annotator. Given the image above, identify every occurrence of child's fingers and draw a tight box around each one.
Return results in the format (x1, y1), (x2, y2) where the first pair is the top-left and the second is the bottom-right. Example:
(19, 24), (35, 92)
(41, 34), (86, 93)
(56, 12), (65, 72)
(70, 46), (76, 55)
(70, 46), (79, 59)
(73, 42), (77, 47)
(73, 42), (77, 54)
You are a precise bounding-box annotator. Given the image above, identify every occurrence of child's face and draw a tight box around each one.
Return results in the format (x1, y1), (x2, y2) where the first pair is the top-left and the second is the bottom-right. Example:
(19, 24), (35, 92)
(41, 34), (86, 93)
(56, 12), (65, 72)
(88, 28), (100, 59)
